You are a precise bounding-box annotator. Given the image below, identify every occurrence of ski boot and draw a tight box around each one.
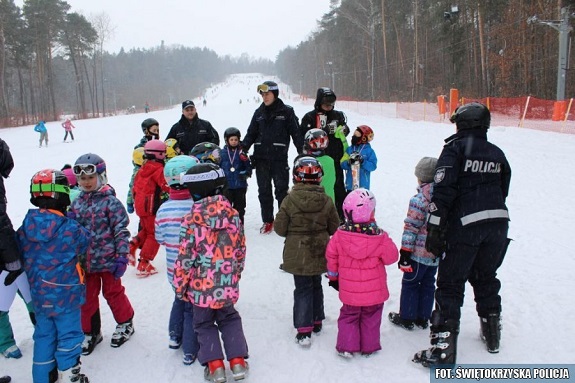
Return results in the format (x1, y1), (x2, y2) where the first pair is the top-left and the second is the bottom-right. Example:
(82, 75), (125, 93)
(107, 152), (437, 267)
(136, 258), (158, 277)
(388, 312), (415, 330)
(81, 332), (103, 355)
(2, 345), (22, 359)
(230, 357), (248, 381)
(128, 237), (140, 266)
(204, 359), (227, 383)
(480, 313), (501, 353)
(413, 311), (459, 367)
(295, 331), (312, 348)
(58, 360), (89, 383)
(110, 319), (134, 348)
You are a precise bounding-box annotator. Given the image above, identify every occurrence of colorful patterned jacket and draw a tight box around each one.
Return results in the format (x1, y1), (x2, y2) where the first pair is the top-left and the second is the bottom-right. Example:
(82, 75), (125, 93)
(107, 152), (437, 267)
(401, 182), (439, 266)
(17, 209), (90, 316)
(69, 185), (130, 273)
(173, 195), (245, 309)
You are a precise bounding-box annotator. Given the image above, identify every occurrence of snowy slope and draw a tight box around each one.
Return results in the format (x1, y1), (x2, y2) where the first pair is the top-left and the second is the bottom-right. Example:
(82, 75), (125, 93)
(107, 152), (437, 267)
(2, 73), (575, 382)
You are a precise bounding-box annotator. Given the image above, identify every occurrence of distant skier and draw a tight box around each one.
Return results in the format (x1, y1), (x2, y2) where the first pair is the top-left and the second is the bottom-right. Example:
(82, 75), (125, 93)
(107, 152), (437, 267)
(62, 118), (76, 142)
(34, 120), (48, 148)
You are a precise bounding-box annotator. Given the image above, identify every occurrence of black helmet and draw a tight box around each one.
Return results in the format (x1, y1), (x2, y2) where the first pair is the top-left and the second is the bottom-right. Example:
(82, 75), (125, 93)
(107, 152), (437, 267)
(181, 163), (227, 201)
(141, 118), (159, 133)
(450, 102), (490, 131)
(224, 127), (241, 141)
(30, 169), (71, 210)
(190, 142), (221, 164)
(314, 87), (337, 109)
(257, 80), (279, 99)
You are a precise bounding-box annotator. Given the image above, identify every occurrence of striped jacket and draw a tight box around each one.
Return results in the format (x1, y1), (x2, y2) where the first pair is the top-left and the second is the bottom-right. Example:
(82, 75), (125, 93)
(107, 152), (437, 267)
(155, 189), (194, 287)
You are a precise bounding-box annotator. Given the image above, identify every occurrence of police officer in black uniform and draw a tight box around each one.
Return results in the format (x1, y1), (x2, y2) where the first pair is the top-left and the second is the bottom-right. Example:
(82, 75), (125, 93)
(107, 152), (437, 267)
(413, 102), (511, 367)
(242, 81), (303, 234)
(165, 100), (220, 155)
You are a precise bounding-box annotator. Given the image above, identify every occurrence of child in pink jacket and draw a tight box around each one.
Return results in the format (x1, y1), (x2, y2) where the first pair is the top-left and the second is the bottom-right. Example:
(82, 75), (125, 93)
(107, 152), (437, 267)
(326, 188), (398, 358)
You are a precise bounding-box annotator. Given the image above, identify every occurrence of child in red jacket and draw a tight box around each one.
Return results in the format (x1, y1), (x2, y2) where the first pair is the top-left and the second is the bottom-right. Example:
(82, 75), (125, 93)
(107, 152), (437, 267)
(132, 140), (170, 277)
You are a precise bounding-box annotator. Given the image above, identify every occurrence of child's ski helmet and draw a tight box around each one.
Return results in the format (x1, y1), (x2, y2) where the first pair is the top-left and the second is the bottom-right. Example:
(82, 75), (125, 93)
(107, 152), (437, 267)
(132, 147), (145, 167)
(224, 127), (241, 142)
(190, 142), (221, 164)
(141, 118), (159, 133)
(355, 125), (374, 144)
(304, 128), (329, 151)
(181, 162), (227, 201)
(164, 155), (199, 188)
(164, 138), (180, 159)
(74, 153), (108, 188)
(292, 156), (323, 184)
(144, 139), (167, 161)
(342, 188), (376, 224)
(30, 169), (71, 210)
(61, 167), (77, 187)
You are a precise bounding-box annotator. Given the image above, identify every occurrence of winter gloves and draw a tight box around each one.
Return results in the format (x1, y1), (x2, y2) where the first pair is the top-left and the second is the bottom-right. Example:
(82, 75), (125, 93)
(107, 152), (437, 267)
(328, 279), (339, 291)
(112, 257), (129, 279)
(349, 152), (364, 165)
(425, 223), (446, 258)
(398, 249), (413, 273)
(3, 269), (23, 286)
(127, 203), (134, 214)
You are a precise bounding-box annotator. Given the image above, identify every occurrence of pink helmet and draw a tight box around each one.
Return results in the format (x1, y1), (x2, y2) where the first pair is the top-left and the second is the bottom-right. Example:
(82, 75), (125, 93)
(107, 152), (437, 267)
(144, 139), (167, 161)
(61, 167), (77, 187)
(342, 188), (376, 223)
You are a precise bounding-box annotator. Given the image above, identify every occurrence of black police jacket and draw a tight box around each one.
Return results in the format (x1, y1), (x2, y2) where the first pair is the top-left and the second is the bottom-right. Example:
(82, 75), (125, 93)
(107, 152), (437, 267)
(300, 109), (348, 164)
(166, 114), (220, 155)
(428, 129), (511, 229)
(242, 99), (303, 161)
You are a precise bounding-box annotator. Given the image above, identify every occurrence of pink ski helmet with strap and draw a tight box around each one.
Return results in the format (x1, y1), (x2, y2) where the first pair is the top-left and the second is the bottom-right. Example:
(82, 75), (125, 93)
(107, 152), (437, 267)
(342, 188), (376, 223)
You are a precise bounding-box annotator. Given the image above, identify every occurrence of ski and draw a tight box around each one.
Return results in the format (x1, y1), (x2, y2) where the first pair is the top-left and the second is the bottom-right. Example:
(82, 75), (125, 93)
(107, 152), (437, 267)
(351, 161), (360, 190)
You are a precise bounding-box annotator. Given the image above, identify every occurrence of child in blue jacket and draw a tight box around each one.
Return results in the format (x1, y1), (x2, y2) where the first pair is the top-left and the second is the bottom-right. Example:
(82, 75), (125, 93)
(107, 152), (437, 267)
(341, 125), (377, 191)
(220, 128), (252, 223)
(17, 168), (90, 383)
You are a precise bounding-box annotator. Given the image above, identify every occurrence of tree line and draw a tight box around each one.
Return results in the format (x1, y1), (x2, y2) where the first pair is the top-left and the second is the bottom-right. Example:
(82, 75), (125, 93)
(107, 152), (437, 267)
(276, 0), (575, 102)
(0, 0), (273, 127)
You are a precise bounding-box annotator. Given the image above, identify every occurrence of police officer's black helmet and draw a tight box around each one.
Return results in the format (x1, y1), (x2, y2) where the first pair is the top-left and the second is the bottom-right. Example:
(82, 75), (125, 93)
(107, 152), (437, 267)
(450, 102), (490, 131)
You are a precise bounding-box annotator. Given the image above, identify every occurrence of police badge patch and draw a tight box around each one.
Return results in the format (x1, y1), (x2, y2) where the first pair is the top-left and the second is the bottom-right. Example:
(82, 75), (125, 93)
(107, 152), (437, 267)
(434, 168), (445, 183)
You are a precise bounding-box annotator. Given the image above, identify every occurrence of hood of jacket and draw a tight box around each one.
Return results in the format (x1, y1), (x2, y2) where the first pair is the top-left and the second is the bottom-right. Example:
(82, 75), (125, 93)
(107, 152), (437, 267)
(192, 194), (240, 230)
(335, 228), (392, 261)
(20, 209), (67, 243)
(314, 87), (337, 110)
(289, 183), (329, 213)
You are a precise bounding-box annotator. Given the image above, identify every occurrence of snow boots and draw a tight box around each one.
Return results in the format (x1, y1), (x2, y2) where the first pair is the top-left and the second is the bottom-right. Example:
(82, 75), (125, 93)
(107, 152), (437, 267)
(110, 319), (134, 348)
(480, 313), (501, 353)
(136, 258), (158, 277)
(413, 311), (459, 367)
(295, 332), (312, 348)
(58, 361), (89, 383)
(259, 221), (274, 234)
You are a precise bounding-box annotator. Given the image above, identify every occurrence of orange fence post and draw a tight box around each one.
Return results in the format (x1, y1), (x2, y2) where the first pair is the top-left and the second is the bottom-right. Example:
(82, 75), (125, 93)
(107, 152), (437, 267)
(552, 100), (568, 121)
(437, 95), (447, 121)
(449, 88), (459, 116)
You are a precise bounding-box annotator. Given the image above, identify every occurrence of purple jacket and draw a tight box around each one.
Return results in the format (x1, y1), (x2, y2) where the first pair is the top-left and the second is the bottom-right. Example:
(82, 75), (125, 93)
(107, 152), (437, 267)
(326, 228), (398, 306)
(69, 185), (130, 273)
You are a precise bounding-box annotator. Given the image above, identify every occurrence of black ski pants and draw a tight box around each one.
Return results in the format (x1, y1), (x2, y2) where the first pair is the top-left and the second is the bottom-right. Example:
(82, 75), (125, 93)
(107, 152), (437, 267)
(255, 159), (289, 223)
(435, 220), (509, 321)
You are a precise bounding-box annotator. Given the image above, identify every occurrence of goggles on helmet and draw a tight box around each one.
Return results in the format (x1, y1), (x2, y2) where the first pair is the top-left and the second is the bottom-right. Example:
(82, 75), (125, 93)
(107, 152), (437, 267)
(257, 83), (278, 94)
(30, 182), (70, 196)
(321, 95), (336, 106)
(73, 163), (99, 176)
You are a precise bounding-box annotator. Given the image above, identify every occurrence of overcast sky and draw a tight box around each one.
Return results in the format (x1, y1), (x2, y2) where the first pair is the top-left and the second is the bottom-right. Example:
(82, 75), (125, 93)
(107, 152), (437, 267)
(16, 0), (333, 59)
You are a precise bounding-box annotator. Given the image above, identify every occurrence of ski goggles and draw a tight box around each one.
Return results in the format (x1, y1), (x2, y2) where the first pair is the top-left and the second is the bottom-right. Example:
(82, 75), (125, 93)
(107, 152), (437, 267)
(31, 183), (70, 197)
(73, 163), (101, 176)
(257, 83), (278, 94)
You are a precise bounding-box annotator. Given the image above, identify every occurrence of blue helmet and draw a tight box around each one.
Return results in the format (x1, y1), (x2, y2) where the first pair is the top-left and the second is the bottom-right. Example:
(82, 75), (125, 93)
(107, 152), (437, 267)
(164, 155), (199, 188)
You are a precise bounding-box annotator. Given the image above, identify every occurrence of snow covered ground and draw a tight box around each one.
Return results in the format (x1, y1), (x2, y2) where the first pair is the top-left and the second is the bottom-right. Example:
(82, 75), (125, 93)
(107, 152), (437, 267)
(2, 73), (575, 382)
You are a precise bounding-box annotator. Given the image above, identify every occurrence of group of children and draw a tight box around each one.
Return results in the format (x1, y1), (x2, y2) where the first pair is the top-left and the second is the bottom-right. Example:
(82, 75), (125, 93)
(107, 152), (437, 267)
(33, 118), (77, 148)
(2, 111), (441, 382)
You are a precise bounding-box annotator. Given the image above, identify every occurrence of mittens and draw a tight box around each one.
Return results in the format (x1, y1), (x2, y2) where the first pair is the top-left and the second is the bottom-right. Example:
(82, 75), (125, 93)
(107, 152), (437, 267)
(113, 257), (129, 279)
(398, 249), (413, 273)
(349, 152), (363, 164)
(4, 269), (23, 286)
(328, 279), (339, 291)
(127, 203), (134, 214)
(425, 223), (446, 257)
